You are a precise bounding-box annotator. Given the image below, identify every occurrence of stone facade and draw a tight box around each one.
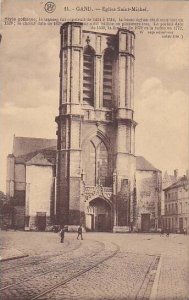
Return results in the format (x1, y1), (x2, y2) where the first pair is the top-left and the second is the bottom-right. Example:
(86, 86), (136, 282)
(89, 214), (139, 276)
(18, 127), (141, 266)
(6, 24), (162, 233)
(55, 23), (136, 232)
(6, 136), (162, 232)
(6, 137), (56, 230)
(135, 157), (161, 232)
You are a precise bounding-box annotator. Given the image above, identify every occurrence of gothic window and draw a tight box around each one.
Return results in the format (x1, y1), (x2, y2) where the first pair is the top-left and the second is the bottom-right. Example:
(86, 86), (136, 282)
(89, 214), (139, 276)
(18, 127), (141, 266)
(103, 49), (114, 108)
(97, 141), (109, 186)
(85, 141), (96, 186)
(83, 45), (95, 106)
(83, 137), (111, 187)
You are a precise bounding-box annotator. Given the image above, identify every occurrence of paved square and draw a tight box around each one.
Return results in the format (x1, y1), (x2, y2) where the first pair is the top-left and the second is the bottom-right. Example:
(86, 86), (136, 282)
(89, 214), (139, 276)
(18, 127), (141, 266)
(0, 231), (189, 299)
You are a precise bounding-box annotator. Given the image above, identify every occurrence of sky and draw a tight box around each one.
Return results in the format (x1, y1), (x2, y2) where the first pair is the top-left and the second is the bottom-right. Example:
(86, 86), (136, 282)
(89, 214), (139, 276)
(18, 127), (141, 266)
(0, 0), (189, 192)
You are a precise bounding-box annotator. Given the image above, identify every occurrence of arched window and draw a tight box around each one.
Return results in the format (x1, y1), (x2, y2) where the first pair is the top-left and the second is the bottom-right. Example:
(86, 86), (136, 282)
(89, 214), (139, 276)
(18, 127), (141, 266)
(85, 141), (96, 186)
(96, 141), (108, 186)
(83, 137), (111, 187)
(103, 49), (114, 108)
(83, 45), (95, 106)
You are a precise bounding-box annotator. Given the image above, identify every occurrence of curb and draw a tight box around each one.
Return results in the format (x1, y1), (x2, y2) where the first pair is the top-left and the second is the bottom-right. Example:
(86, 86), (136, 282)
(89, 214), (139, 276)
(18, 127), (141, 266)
(149, 256), (162, 300)
(0, 254), (28, 262)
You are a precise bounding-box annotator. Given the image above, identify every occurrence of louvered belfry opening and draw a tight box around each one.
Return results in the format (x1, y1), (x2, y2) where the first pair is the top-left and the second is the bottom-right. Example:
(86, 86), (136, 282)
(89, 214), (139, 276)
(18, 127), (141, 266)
(103, 48), (114, 108)
(83, 45), (95, 106)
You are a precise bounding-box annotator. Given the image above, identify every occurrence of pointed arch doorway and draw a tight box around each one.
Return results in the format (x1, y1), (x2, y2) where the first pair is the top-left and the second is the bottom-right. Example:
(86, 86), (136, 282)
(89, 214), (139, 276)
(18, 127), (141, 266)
(86, 197), (112, 232)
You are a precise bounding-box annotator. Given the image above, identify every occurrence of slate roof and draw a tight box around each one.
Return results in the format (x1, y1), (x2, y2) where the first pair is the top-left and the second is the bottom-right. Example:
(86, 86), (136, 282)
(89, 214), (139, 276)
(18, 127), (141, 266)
(163, 176), (189, 191)
(12, 136), (57, 165)
(15, 148), (56, 165)
(13, 136), (57, 157)
(136, 156), (161, 172)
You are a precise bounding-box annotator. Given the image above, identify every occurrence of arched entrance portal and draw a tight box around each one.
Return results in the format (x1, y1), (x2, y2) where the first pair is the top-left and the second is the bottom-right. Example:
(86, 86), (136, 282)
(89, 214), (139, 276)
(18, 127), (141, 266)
(86, 198), (112, 232)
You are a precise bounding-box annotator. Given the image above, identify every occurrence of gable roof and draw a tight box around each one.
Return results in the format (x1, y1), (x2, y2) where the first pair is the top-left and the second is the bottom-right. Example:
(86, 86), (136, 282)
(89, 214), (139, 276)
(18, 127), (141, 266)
(26, 152), (54, 166)
(15, 147), (56, 165)
(136, 156), (160, 172)
(13, 136), (57, 157)
(163, 176), (189, 191)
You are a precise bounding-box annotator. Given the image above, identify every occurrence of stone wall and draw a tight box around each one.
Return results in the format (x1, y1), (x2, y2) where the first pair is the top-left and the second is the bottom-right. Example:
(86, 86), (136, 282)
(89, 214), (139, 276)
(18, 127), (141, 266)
(25, 165), (54, 230)
(136, 170), (161, 231)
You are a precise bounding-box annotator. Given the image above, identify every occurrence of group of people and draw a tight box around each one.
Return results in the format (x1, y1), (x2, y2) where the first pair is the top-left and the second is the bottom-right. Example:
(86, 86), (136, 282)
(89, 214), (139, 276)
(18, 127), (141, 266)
(160, 228), (187, 236)
(160, 228), (170, 237)
(59, 225), (83, 243)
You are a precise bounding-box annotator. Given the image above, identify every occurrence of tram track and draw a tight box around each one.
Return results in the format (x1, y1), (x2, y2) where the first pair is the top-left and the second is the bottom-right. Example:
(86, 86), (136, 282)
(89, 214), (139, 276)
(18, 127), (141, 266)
(30, 242), (120, 300)
(0, 238), (79, 272)
(1, 241), (119, 300)
(0, 239), (105, 292)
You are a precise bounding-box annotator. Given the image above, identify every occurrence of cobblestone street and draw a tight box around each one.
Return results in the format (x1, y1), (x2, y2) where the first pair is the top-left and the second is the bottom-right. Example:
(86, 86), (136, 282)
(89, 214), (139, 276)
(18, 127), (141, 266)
(0, 231), (189, 300)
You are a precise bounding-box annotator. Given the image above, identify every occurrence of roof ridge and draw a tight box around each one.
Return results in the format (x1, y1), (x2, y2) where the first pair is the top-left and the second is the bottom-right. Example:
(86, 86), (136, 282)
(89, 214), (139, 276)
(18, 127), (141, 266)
(14, 136), (56, 141)
(163, 176), (189, 190)
(17, 147), (56, 159)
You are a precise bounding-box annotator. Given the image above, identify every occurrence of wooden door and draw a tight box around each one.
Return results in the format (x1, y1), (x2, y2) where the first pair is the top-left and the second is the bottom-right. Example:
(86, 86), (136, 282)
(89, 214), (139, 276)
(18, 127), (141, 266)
(141, 214), (150, 232)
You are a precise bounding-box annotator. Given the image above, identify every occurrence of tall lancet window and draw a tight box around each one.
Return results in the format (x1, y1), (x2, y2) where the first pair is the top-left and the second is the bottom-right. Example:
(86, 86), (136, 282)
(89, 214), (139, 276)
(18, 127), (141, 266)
(83, 136), (111, 187)
(103, 48), (114, 108)
(83, 37), (95, 106)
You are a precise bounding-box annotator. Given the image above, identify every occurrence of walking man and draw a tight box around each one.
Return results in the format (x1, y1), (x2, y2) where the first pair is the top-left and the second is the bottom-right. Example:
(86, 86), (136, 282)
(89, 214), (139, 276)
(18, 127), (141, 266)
(60, 226), (65, 243)
(166, 227), (170, 237)
(77, 225), (83, 240)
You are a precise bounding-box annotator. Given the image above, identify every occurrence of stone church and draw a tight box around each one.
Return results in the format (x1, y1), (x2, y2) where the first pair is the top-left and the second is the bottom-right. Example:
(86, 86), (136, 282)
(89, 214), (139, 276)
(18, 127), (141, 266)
(6, 23), (162, 232)
(55, 22), (161, 232)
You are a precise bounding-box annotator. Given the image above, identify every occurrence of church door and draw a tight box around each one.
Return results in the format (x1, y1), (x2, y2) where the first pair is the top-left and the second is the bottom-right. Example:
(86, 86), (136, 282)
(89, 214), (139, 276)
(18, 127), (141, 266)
(36, 212), (46, 231)
(89, 198), (112, 232)
(141, 213), (150, 232)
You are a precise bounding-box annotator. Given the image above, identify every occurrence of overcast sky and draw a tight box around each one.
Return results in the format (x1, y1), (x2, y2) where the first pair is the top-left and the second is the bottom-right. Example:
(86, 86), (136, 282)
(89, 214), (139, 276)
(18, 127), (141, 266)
(0, 0), (189, 192)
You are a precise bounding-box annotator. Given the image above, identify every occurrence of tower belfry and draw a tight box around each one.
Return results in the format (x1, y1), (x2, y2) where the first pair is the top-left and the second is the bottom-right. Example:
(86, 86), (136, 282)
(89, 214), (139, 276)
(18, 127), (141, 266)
(55, 22), (137, 232)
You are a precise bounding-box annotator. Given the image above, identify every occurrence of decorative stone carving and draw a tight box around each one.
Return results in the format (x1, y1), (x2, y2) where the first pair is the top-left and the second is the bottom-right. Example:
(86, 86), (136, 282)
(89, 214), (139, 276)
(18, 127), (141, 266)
(84, 185), (113, 203)
(103, 187), (113, 200)
(87, 205), (94, 214)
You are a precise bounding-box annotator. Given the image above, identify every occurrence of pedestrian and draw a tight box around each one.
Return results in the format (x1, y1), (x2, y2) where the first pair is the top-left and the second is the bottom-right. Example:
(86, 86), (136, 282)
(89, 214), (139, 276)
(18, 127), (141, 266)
(60, 226), (65, 243)
(166, 228), (170, 237)
(160, 228), (164, 236)
(77, 225), (83, 240)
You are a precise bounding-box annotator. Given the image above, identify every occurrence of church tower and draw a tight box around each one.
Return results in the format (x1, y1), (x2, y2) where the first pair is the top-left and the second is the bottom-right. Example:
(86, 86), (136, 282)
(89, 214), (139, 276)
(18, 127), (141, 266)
(55, 22), (137, 232)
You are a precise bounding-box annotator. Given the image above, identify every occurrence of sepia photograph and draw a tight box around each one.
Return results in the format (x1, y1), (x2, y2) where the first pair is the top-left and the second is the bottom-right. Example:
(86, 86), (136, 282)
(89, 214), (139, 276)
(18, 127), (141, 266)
(0, 0), (189, 299)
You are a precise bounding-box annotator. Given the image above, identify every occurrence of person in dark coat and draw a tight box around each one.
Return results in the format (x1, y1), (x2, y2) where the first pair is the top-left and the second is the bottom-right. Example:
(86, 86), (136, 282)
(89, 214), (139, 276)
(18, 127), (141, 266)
(166, 228), (170, 237)
(77, 225), (83, 240)
(60, 226), (65, 243)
